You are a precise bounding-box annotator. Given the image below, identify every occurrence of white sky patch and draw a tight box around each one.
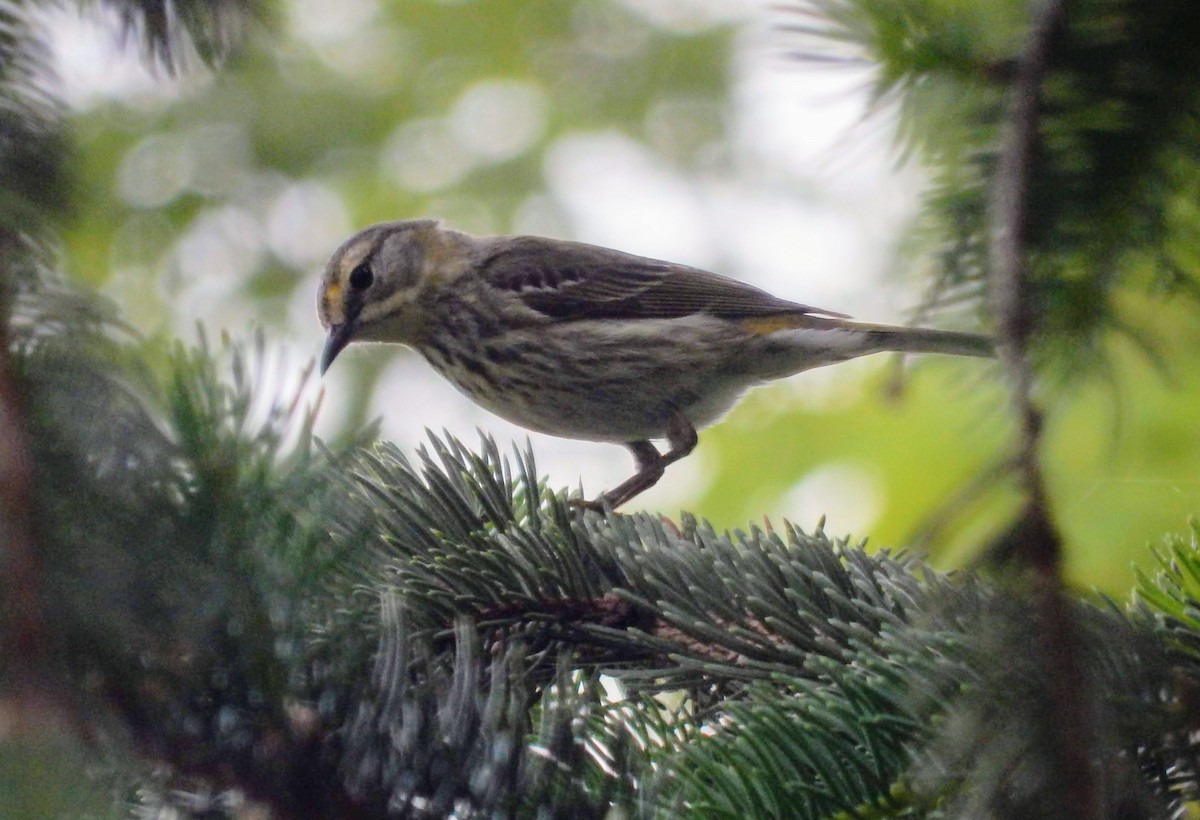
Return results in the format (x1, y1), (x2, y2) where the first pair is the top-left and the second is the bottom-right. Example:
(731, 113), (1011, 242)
(699, 181), (877, 311)
(286, 0), (416, 84)
(373, 353), (499, 440)
(618, 0), (750, 33)
(778, 461), (886, 536)
(173, 206), (265, 286)
(544, 131), (718, 267)
(169, 206), (266, 334)
(287, 0), (381, 45)
(731, 38), (898, 191)
(723, 38), (923, 320)
(38, 4), (209, 109)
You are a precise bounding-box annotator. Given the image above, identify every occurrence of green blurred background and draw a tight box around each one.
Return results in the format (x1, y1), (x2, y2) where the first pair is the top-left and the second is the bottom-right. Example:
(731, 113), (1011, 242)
(53, 0), (1200, 595)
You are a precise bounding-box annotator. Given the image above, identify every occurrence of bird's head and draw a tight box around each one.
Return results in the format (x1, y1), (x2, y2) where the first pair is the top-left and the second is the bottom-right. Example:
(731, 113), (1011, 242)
(317, 219), (473, 373)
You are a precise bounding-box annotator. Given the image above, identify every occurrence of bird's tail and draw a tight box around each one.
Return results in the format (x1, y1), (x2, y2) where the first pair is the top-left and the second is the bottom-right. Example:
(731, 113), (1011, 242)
(857, 324), (995, 358)
(743, 316), (994, 380)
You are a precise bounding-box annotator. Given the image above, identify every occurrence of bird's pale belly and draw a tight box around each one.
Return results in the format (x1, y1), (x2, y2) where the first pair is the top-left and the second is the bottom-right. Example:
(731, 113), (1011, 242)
(417, 316), (757, 443)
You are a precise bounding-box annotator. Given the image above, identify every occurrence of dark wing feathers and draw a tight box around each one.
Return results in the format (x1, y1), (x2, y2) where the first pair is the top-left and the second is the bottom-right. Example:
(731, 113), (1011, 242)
(478, 236), (849, 322)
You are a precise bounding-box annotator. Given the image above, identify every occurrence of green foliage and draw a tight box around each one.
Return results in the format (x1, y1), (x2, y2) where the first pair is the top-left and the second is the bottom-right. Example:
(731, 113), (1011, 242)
(10, 296), (1200, 816)
(1135, 520), (1200, 668)
(0, 8), (69, 239)
(312, 425), (1200, 817)
(326, 611), (636, 818)
(0, 734), (122, 819)
(22, 325), (332, 786)
(658, 666), (924, 817)
(801, 0), (1200, 362)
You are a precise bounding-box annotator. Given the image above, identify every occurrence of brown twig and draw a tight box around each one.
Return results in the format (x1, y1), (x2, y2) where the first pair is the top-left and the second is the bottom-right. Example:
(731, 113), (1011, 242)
(0, 236), (57, 737)
(988, 1), (1099, 816)
(0, 331), (41, 660)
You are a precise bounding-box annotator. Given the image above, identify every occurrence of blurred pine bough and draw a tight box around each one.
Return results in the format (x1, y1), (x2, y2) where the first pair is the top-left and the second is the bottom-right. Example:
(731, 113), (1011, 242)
(7, 1), (1200, 818)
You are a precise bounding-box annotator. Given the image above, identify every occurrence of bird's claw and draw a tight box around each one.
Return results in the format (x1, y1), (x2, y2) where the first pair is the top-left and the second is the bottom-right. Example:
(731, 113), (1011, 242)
(569, 496), (612, 513)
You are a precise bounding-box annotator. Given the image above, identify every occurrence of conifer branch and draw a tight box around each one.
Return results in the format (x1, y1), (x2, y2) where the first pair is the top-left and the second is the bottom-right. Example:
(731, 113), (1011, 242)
(98, 0), (260, 72)
(0, 0), (73, 741)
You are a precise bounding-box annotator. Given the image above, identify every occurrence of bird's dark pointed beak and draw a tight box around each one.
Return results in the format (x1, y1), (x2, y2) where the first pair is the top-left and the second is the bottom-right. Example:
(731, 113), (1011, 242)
(320, 322), (355, 375)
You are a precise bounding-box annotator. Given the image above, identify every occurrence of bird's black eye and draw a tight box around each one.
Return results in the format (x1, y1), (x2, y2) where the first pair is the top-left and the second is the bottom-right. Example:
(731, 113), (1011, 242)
(349, 263), (374, 290)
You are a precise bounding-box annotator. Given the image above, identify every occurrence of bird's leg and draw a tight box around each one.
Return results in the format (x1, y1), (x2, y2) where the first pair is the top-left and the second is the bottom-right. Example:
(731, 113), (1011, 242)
(578, 412), (699, 511)
(659, 410), (700, 470)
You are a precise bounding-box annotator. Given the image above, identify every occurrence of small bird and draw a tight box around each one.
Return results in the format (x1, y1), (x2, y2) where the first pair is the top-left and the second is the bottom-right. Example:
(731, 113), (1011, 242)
(318, 220), (993, 510)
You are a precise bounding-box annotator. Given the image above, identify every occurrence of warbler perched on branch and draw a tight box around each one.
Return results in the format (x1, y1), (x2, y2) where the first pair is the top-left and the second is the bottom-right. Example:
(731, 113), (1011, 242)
(318, 220), (993, 510)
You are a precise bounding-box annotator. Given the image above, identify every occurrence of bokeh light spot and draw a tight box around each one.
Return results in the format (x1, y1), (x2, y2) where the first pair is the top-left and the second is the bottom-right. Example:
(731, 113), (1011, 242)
(117, 133), (194, 208)
(382, 117), (475, 193)
(779, 461), (885, 536)
(266, 181), (351, 269)
(449, 79), (547, 163)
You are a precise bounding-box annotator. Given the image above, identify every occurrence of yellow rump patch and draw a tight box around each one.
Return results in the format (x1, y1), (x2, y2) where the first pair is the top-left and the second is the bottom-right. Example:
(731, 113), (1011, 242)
(740, 315), (804, 335)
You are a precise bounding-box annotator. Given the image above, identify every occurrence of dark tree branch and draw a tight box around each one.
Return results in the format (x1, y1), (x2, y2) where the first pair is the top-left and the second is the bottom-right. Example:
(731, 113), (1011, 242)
(0, 235), (54, 732)
(988, 1), (1099, 817)
(990, 0), (1063, 500)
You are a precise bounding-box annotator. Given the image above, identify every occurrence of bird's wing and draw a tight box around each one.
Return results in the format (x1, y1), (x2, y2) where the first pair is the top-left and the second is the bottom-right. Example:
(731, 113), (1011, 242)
(476, 235), (849, 322)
